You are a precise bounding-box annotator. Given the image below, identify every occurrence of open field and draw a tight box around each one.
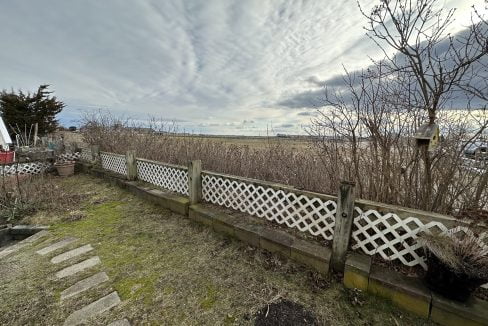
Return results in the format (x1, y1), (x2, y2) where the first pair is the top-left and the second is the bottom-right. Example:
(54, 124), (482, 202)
(0, 174), (433, 325)
(167, 134), (314, 150)
(79, 115), (488, 218)
(61, 131), (314, 150)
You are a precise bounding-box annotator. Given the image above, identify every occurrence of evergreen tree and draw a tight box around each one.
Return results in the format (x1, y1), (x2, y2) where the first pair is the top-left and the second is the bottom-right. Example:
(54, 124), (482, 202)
(0, 85), (64, 136)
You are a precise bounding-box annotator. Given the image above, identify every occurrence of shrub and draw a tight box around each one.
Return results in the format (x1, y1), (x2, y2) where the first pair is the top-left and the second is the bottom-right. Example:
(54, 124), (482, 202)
(81, 112), (488, 217)
(0, 172), (82, 224)
(418, 233), (488, 280)
(418, 232), (488, 300)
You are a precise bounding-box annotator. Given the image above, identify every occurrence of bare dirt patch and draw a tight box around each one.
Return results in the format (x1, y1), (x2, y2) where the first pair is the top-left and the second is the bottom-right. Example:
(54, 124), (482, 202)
(254, 299), (319, 326)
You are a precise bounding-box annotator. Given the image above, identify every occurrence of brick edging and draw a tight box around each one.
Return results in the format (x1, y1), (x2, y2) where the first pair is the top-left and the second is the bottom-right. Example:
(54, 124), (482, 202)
(78, 162), (332, 275)
(0, 225), (48, 245)
(78, 162), (488, 325)
(79, 163), (189, 216)
(344, 253), (488, 325)
(189, 204), (331, 275)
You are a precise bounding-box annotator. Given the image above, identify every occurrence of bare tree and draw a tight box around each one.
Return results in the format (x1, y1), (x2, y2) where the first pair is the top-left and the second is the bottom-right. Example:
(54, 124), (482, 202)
(461, 1), (488, 104)
(358, 0), (487, 123)
(310, 0), (488, 215)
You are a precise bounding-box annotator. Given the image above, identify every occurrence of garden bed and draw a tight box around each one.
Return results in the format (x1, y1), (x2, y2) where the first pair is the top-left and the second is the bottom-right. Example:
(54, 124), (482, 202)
(344, 253), (488, 325)
(0, 174), (431, 325)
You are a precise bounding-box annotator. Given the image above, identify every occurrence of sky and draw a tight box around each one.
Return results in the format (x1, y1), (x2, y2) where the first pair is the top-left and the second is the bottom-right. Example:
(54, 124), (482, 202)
(0, 0), (485, 135)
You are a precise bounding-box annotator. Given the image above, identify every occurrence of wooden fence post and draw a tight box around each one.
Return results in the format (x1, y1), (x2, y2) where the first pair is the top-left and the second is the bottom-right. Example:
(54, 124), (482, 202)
(331, 181), (356, 273)
(90, 145), (100, 164)
(188, 160), (202, 204)
(72, 142), (80, 153)
(126, 150), (137, 181)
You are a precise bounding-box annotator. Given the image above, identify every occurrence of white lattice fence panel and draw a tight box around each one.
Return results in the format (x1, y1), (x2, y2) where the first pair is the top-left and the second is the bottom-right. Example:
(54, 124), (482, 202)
(57, 152), (80, 162)
(0, 162), (50, 176)
(136, 160), (189, 195)
(80, 148), (92, 161)
(203, 174), (337, 240)
(352, 207), (488, 269)
(100, 153), (127, 176)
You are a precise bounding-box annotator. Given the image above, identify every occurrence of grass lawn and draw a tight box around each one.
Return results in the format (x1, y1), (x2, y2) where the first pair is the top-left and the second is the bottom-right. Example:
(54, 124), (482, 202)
(0, 174), (434, 325)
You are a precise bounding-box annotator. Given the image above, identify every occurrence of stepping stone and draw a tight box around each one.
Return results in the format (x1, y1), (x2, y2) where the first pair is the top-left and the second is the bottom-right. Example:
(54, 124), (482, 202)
(107, 319), (131, 326)
(21, 230), (50, 243)
(61, 272), (109, 301)
(37, 237), (77, 255)
(10, 225), (49, 236)
(51, 244), (94, 264)
(56, 256), (101, 279)
(0, 243), (27, 259)
(0, 230), (50, 259)
(63, 291), (121, 326)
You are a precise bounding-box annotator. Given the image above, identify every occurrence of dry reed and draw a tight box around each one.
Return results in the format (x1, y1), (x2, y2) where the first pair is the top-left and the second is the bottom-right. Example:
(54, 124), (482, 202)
(80, 112), (488, 217)
(418, 233), (488, 280)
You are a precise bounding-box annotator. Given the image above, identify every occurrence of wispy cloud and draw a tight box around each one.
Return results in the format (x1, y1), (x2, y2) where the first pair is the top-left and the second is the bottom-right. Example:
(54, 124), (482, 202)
(279, 25), (488, 111)
(0, 0), (483, 134)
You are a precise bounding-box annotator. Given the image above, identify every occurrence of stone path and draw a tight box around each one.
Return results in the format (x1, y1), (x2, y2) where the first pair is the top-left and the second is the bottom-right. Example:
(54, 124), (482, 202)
(51, 244), (94, 264)
(37, 237), (77, 255)
(107, 319), (131, 326)
(63, 292), (121, 326)
(56, 256), (101, 279)
(32, 236), (131, 325)
(0, 230), (50, 259)
(61, 272), (109, 301)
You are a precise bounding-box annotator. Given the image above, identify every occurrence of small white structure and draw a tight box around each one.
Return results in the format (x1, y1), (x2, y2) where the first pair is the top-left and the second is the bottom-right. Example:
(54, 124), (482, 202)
(0, 115), (12, 150)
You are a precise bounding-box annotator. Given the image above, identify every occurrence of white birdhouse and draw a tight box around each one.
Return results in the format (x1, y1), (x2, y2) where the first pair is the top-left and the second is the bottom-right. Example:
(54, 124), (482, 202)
(414, 123), (440, 152)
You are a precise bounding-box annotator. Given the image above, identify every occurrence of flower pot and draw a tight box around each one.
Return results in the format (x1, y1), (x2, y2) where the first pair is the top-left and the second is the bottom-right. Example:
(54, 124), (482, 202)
(424, 251), (485, 302)
(55, 161), (75, 177)
(0, 151), (14, 164)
